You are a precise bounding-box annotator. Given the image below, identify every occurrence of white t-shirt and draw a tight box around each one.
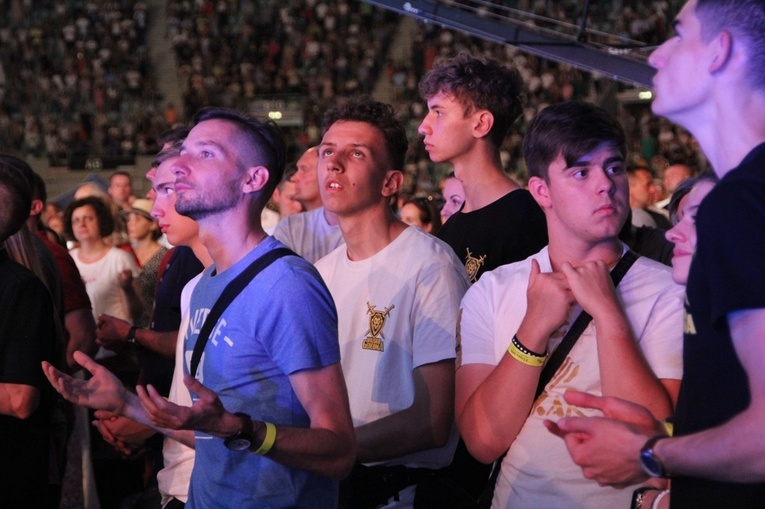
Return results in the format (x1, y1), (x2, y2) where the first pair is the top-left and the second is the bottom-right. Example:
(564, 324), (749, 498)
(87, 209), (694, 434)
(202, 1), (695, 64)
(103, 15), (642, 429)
(71, 247), (139, 322)
(273, 207), (344, 263)
(459, 245), (684, 509)
(316, 226), (470, 471)
(157, 274), (200, 506)
(631, 207), (658, 228)
(73, 247), (140, 359)
(261, 207), (280, 236)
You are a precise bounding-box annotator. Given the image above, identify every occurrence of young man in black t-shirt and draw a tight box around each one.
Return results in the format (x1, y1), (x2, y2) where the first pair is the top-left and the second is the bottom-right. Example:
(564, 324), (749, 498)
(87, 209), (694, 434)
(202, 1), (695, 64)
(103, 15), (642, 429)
(547, 1), (765, 507)
(418, 53), (547, 282)
(0, 159), (56, 508)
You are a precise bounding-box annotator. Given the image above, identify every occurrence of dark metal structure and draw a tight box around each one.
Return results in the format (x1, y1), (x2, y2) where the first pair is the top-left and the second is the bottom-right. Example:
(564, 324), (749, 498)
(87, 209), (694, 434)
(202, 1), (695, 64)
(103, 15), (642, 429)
(366, 0), (657, 88)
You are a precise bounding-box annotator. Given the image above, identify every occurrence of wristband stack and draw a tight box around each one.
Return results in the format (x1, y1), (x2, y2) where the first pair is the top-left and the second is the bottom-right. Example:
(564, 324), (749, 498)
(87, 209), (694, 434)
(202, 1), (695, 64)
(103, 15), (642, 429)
(253, 422), (277, 455)
(508, 334), (548, 367)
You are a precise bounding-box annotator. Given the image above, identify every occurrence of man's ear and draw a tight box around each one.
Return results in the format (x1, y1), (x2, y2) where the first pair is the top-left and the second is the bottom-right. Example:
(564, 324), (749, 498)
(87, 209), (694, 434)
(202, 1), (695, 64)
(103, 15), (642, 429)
(709, 29), (733, 74)
(381, 170), (404, 197)
(30, 199), (44, 217)
(243, 166), (270, 194)
(473, 110), (495, 140)
(528, 176), (552, 209)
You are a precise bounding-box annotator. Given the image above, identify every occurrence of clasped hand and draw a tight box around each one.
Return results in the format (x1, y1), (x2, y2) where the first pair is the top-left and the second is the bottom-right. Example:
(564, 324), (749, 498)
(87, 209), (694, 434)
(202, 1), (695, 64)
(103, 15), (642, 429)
(543, 390), (667, 487)
(523, 259), (618, 344)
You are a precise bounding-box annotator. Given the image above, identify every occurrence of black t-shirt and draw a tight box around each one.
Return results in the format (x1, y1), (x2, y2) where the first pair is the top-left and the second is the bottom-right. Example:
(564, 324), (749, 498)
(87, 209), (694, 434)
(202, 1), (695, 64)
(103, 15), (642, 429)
(672, 143), (765, 508)
(140, 246), (204, 395)
(0, 250), (55, 507)
(437, 189), (548, 282)
(625, 225), (674, 267)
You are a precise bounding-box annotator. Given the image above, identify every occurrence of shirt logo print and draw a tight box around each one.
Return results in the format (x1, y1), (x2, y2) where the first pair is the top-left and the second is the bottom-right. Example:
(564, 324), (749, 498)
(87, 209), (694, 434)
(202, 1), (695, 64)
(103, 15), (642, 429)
(363, 302), (395, 352)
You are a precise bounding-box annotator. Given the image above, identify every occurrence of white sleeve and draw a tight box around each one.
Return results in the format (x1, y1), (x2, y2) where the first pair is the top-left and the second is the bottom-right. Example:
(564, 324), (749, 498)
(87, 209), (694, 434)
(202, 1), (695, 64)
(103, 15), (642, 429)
(411, 262), (469, 368)
(272, 216), (293, 250)
(638, 283), (685, 381)
(458, 277), (501, 367)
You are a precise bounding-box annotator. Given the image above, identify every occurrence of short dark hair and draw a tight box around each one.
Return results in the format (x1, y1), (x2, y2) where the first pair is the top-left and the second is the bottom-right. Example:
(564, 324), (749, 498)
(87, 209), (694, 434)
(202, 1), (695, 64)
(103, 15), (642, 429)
(193, 107), (287, 203)
(152, 142), (182, 168)
(419, 52), (525, 148)
(110, 171), (132, 185)
(321, 96), (408, 171)
(404, 195), (442, 235)
(627, 165), (655, 180)
(30, 172), (47, 204)
(64, 196), (115, 240)
(158, 126), (190, 149)
(696, 0), (765, 90)
(523, 102), (626, 182)
(0, 154), (43, 203)
(0, 159), (32, 242)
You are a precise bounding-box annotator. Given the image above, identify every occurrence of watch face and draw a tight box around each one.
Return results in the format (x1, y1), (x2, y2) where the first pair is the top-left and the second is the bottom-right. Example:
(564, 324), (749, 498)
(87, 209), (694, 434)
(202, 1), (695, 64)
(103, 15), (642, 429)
(226, 437), (252, 451)
(640, 450), (664, 478)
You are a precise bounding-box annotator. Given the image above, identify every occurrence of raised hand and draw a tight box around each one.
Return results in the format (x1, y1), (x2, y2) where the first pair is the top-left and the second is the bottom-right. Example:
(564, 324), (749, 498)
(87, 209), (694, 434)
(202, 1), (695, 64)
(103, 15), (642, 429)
(560, 260), (619, 319)
(518, 258), (575, 350)
(137, 374), (229, 437)
(42, 350), (129, 415)
(117, 268), (134, 289)
(96, 314), (131, 348)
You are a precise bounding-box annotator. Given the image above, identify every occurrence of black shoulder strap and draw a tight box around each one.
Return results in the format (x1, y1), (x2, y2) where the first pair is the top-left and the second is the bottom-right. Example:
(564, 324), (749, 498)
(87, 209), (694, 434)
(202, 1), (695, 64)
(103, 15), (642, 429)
(535, 248), (640, 399)
(478, 249), (640, 508)
(189, 247), (295, 377)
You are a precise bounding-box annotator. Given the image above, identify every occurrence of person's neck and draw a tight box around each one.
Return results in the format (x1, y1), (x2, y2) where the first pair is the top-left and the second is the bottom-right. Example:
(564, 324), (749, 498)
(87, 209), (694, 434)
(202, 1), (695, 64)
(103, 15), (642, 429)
(188, 237), (214, 269)
(322, 207), (339, 227)
(25, 216), (39, 233)
(336, 207), (407, 262)
(76, 238), (110, 259)
(678, 88), (765, 178)
(132, 236), (160, 264)
(303, 198), (324, 211)
(547, 236), (623, 273)
(452, 150), (519, 212)
(197, 206), (268, 273)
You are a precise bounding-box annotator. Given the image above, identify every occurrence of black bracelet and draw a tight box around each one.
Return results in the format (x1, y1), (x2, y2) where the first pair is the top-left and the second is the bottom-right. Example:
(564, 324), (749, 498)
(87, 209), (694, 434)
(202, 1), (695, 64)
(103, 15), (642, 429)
(512, 334), (546, 358)
(126, 325), (140, 344)
(631, 487), (661, 509)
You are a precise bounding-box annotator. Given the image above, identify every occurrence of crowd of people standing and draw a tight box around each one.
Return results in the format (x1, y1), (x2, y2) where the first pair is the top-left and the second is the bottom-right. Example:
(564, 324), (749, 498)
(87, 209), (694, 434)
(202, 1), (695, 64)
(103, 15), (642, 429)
(1, 1), (764, 509)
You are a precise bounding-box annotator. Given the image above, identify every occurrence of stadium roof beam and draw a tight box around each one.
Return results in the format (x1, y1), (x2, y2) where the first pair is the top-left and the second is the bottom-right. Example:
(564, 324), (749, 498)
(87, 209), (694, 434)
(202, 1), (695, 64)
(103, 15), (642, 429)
(366, 0), (655, 88)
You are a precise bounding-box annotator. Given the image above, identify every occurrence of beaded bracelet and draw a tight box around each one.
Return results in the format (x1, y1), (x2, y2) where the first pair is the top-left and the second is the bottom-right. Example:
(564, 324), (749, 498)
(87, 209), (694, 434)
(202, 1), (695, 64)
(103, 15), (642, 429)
(511, 334), (547, 358)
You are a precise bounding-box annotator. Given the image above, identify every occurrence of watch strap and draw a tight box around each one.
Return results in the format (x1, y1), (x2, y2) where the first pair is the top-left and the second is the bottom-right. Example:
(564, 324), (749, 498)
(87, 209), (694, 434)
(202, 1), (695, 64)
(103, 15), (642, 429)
(640, 435), (669, 478)
(224, 412), (254, 450)
(126, 325), (140, 344)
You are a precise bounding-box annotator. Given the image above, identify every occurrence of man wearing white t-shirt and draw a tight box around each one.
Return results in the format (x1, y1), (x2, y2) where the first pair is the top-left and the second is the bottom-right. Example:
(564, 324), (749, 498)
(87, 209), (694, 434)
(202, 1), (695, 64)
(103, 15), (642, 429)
(455, 102), (684, 508)
(314, 97), (470, 508)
